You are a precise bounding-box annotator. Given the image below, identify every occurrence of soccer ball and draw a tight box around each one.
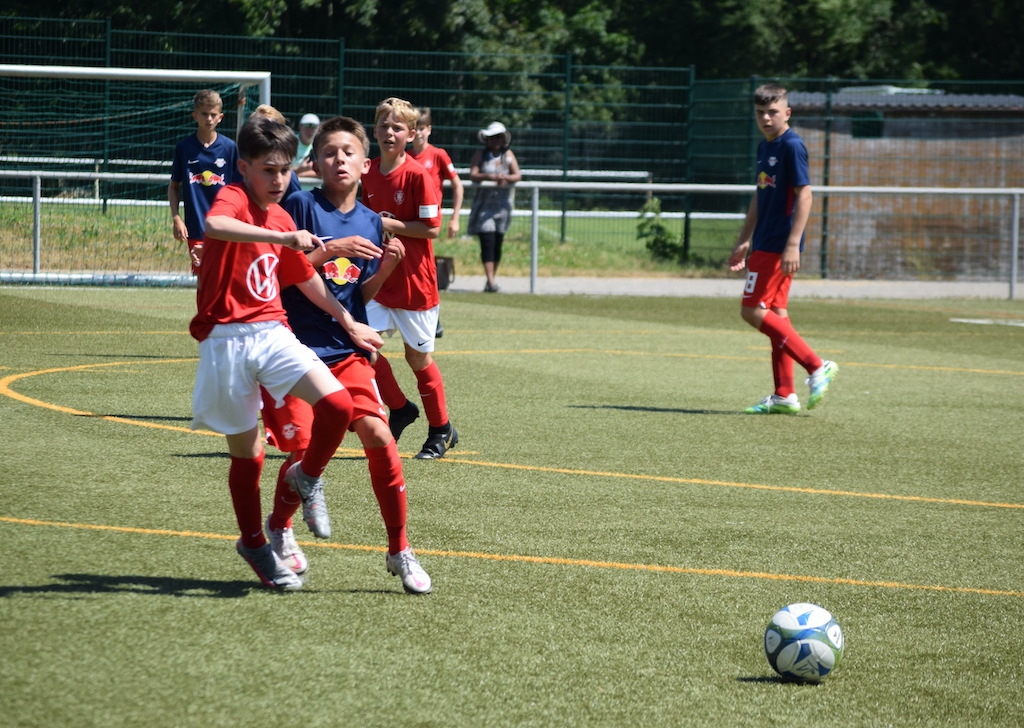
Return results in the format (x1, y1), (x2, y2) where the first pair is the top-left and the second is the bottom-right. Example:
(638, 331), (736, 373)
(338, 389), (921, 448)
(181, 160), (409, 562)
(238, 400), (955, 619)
(764, 602), (844, 682)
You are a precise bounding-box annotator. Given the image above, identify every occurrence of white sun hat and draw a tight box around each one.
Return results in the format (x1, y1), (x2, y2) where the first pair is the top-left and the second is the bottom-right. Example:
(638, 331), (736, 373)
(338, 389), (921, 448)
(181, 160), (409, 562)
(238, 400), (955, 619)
(478, 121), (511, 146)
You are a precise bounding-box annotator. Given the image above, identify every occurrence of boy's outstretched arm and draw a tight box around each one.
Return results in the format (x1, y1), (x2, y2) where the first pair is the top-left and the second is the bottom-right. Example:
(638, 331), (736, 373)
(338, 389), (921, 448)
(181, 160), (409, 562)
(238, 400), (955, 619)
(205, 215), (323, 251)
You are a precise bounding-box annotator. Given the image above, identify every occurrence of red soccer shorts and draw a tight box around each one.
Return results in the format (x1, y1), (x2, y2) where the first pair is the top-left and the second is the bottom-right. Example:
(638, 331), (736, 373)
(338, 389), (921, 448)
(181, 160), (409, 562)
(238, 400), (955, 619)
(741, 250), (792, 310)
(261, 355), (387, 453)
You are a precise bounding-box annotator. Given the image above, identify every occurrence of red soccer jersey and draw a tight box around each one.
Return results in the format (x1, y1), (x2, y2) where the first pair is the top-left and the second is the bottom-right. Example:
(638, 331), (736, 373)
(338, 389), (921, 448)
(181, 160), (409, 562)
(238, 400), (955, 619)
(189, 184), (316, 341)
(361, 155), (441, 311)
(408, 143), (457, 199)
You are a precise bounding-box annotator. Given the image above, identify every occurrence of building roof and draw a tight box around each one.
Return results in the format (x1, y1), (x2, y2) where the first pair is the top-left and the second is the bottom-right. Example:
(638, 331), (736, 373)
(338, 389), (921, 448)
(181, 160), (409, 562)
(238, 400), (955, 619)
(790, 86), (1024, 112)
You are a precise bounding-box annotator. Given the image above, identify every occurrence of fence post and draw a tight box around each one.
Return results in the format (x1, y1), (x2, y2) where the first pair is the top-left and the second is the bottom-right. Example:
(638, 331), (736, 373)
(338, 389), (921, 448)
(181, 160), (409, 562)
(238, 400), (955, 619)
(820, 77), (835, 278)
(336, 38), (345, 115)
(560, 53), (572, 243)
(1011, 192), (1020, 300)
(33, 175), (41, 274)
(530, 185), (540, 294)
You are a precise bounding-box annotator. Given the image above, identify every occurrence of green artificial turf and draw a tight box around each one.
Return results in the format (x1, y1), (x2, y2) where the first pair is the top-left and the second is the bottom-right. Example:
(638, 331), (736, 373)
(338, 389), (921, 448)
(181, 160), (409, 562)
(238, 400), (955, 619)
(2, 286), (1023, 727)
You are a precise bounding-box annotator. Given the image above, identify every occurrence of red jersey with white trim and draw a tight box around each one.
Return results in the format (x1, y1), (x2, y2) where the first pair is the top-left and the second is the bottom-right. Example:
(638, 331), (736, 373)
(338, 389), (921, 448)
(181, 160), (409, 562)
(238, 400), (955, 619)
(190, 183), (316, 341)
(408, 143), (457, 199)
(361, 155), (441, 311)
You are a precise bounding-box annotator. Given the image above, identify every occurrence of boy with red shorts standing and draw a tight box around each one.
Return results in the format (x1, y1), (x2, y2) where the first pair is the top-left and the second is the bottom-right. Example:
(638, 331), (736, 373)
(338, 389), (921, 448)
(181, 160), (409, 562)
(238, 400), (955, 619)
(727, 83), (837, 414)
(361, 97), (458, 459)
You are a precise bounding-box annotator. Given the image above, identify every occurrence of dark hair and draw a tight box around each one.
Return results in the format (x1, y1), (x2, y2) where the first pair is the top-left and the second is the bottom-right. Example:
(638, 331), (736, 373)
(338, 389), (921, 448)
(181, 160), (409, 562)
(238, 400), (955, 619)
(753, 83), (788, 107)
(417, 107), (432, 127)
(312, 116), (371, 158)
(236, 115), (298, 162)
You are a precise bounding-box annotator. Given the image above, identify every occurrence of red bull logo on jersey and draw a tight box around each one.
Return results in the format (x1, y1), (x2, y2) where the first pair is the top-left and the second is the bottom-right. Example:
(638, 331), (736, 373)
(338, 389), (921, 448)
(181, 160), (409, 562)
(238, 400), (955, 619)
(758, 171), (777, 189)
(190, 169), (227, 187)
(321, 258), (360, 286)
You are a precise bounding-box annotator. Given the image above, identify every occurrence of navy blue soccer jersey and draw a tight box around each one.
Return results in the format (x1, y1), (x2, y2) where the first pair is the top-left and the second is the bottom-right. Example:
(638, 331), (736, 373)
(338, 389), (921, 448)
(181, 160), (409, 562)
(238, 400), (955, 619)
(282, 188), (384, 364)
(169, 133), (238, 240)
(752, 128), (811, 254)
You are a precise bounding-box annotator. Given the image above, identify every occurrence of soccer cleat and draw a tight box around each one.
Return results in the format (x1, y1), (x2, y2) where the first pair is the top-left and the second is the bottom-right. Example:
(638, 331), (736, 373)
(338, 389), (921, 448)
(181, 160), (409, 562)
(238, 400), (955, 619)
(266, 516), (309, 574)
(388, 400), (420, 442)
(285, 462), (332, 539)
(414, 422), (459, 459)
(745, 393), (802, 415)
(386, 548), (432, 594)
(236, 540), (303, 590)
(806, 360), (839, 410)
(435, 320), (444, 338)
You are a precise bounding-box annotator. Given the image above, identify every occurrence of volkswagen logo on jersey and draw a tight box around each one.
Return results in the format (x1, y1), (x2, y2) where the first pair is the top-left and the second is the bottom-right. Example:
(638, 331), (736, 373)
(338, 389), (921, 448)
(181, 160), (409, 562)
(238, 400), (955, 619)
(247, 253), (280, 301)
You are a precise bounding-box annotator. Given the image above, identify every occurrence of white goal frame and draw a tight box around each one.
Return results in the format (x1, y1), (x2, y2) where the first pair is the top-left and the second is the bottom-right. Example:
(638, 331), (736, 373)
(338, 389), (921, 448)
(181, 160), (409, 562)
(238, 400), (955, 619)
(0, 64), (271, 136)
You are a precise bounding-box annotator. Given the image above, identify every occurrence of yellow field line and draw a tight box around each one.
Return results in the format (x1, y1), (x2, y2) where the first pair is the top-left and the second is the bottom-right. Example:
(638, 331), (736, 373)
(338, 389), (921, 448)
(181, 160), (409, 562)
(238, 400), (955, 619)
(3, 361), (1022, 510)
(437, 457), (1024, 509)
(3, 515), (1020, 599)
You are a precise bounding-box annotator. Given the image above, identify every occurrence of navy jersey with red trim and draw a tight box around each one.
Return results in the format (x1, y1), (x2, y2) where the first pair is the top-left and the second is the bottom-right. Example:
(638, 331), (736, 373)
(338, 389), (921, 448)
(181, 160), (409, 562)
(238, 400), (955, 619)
(170, 132), (238, 240)
(752, 128), (810, 254)
(282, 188), (384, 364)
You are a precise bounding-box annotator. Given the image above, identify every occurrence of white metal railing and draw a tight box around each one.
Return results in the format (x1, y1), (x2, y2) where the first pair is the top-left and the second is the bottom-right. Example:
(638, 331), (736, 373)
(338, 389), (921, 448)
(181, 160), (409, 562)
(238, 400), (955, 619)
(2, 169), (1022, 297)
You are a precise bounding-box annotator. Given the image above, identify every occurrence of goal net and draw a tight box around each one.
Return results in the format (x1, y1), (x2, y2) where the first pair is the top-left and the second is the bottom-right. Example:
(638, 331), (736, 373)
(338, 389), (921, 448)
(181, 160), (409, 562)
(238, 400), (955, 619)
(0, 65), (270, 285)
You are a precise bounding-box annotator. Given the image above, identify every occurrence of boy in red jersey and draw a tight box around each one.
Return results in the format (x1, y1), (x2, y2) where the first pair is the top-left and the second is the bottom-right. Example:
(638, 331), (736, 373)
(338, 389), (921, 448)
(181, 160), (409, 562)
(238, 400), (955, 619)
(190, 115), (383, 590)
(727, 83), (837, 414)
(409, 107), (464, 239)
(361, 97), (458, 460)
(409, 106), (464, 339)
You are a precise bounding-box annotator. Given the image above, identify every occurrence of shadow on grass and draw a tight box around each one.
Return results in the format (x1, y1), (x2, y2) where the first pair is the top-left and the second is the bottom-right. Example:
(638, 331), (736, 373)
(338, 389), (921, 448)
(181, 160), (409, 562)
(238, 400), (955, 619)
(0, 573), (254, 599)
(735, 675), (822, 686)
(77, 413), (193, 423)
(568, 404), (743, 416)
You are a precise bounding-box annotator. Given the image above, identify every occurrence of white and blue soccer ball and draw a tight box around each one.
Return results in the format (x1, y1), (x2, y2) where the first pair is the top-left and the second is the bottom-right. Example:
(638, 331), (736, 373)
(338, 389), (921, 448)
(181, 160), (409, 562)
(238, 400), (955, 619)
(764, 602), (844, 682)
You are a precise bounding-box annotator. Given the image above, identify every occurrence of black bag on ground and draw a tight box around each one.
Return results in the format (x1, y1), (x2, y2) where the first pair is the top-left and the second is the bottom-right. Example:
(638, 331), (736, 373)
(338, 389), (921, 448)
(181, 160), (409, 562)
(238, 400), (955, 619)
(435, 256), (455, 290)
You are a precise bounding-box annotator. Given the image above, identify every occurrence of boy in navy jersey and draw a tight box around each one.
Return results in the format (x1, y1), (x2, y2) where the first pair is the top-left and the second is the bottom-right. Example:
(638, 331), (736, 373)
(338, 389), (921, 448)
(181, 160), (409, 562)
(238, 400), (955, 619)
(261, 116), (432, 594)
(727, 83), (837, 414)
(169, 89), (238, 273)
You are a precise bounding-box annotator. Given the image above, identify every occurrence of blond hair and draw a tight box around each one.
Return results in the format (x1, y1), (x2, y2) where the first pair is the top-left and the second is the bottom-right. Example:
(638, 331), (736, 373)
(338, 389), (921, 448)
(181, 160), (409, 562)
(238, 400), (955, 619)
(374, 96), (418, 128)
(249, 104), (287, 124)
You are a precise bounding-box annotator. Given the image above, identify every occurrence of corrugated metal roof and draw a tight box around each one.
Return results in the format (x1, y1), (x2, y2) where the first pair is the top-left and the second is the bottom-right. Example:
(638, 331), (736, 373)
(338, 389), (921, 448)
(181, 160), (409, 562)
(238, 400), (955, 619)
(790, 90), (1024, 112)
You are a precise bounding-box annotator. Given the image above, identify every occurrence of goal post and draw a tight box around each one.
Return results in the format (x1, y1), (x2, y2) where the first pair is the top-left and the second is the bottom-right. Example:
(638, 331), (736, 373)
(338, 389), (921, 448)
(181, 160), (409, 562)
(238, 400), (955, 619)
(0, 64), (272, 286)
(0, 64), (271, 136)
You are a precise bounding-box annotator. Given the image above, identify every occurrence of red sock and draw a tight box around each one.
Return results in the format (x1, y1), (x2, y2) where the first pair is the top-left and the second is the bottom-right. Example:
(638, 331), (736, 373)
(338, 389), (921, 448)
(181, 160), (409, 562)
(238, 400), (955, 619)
(300, 389), (353, 479)
(414, 361), (449, 428)
(772, 348), (796, 398)
(268, 451), (303, 531)
(760, 311), (823, 375)
(366, 441), (408, 554)
(228, 452), (265, 549)
(373, 355), (408, 410)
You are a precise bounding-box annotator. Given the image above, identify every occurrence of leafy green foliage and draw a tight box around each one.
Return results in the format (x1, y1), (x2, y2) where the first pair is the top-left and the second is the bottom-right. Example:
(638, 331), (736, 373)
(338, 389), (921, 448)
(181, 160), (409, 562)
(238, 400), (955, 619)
(638, 197), (685, 263)
(2, 0), (1021, 79)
